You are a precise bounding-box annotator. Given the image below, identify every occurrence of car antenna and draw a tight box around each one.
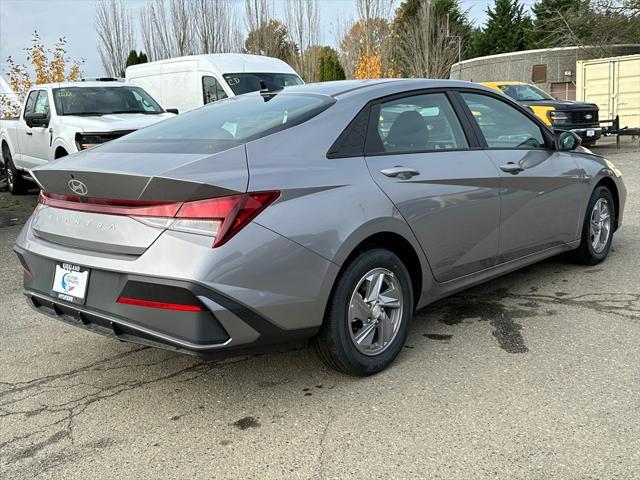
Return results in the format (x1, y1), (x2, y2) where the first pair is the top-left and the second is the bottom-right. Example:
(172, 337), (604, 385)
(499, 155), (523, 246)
(259, 80), (282, 101)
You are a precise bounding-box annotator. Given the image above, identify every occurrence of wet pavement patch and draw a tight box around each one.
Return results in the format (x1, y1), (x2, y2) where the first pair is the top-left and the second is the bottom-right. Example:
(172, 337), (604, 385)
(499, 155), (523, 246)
(232, 416), (261, 430)
(429, 296), (531, 354)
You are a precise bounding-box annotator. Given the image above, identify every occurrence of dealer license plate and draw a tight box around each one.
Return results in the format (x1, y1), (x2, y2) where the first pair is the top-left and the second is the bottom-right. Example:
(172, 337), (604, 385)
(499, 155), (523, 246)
(51, 263), (90, 304)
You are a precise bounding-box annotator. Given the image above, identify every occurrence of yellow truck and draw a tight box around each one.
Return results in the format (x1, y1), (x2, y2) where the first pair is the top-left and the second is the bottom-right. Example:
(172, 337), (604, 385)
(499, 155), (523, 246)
(482, 81), (602, 146)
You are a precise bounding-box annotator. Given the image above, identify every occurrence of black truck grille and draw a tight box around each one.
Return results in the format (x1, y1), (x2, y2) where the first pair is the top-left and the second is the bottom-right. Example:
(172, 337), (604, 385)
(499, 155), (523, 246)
(569, 110), (598, 124)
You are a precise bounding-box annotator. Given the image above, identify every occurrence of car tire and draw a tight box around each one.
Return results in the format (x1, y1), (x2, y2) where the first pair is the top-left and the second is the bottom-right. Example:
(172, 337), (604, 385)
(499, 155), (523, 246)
(316, 248), (413, 376)
(569, 185), (616, 265)
(2, 145), (28, 195)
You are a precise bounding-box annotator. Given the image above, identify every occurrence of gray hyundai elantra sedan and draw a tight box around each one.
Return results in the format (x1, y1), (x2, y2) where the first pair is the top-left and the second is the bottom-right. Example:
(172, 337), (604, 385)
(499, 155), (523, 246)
(14, 79), (626, 375)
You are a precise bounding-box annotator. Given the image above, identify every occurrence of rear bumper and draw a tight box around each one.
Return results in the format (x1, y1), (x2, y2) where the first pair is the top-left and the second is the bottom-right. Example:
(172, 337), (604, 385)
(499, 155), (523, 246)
(14, 219), (338, 359)
(19, 264), (318, 359)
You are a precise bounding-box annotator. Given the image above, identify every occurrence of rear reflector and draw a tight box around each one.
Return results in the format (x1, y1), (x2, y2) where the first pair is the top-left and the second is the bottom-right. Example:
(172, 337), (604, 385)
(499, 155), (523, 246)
(117, 296), (203, 312)
(38, 190), (280, 247)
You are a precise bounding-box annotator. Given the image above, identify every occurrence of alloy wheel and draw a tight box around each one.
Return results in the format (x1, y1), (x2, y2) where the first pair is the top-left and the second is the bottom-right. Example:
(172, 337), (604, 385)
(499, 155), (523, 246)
(348, 268), (403, 356)
(590, 198), (611, 254)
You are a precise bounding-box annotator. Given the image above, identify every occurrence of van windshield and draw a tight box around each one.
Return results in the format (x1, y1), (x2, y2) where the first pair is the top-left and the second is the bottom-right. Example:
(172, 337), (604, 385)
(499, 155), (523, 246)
(223, 73), (303, 95)
(53, 86), (164, 115)
(121, 92), (334, 143)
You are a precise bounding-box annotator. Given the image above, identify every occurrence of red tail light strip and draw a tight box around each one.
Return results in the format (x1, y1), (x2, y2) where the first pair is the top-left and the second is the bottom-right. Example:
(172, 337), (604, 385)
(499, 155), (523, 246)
(117, 296), (203, 312)
(38, 190), (281, 248)
(39, 192), (181, 217)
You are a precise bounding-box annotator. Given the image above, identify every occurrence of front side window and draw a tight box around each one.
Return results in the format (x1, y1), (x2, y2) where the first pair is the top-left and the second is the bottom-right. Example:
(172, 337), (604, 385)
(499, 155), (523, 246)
(122, 92), (334, 143)
(462, 93), (547, 149)
(202, 76), (228, 105)
(223, 73), (303, 96)
(23, 90), (39, 117)
(52, 86), (163, 116)
(34, 91), (50, 115)
(369, 93), (468, 154)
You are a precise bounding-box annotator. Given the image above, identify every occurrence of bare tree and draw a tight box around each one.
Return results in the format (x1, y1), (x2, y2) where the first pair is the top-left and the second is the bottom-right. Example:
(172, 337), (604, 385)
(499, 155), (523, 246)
(139, 0), (195, 61)
(393, 0), (458, 79)
(191, 0), (241, 54)
(285, 0), (320, 81)
(244, 0), (280, 56)
(95, 0), (136, 77)
(338, 1), (394, 78)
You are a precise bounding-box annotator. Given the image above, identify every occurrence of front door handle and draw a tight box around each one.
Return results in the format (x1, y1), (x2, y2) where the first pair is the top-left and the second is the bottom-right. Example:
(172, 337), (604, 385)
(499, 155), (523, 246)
(26, 131), (33, 136)
(499, 163), (524, 174)
(380, 166), (420, 179)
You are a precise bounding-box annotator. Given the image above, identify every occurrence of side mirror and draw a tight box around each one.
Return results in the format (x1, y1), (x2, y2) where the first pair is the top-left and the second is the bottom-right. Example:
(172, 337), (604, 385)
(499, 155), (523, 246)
(25, 112), (49, 128)
(165, 108), (179, 115)
(555, 130), (581, 151)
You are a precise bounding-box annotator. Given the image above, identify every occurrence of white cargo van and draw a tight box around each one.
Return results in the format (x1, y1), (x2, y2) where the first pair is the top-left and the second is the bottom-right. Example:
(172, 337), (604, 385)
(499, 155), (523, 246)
(125, 54), (304, 113)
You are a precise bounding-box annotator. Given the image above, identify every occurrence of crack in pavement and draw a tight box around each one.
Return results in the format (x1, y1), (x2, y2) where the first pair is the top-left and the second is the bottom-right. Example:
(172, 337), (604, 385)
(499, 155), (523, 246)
(0, 346), (251, 471)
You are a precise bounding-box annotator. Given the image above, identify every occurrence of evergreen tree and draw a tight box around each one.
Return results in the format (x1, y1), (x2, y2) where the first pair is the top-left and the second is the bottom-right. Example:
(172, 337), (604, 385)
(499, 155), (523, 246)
(472, 0), (531, 57)
(125, 50), (148, 71)
(316, 47), (345, 82)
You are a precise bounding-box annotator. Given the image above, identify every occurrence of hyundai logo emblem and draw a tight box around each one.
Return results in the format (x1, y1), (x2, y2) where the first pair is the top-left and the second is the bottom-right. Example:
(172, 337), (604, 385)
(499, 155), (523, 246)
(585, 114), (593, 120)
(68, 179), (88, 196)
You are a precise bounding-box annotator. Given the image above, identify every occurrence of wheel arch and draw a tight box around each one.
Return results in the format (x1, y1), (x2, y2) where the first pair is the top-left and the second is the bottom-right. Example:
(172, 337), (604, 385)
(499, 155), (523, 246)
(594, 176), (620, 230)
(54, 146), (69, 159)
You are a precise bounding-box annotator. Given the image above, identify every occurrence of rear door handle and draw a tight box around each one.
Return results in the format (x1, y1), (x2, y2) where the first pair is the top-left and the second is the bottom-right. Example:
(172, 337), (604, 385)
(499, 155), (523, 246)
(26, 131), (33, 136)
(380, 167), (420, 179)
(499, 163), (524, 174)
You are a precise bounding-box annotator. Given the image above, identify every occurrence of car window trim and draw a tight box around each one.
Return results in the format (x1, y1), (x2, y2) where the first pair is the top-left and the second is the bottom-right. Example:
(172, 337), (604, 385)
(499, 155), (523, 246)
(451, 88), (555, 151)
(363, 88), (481, 157)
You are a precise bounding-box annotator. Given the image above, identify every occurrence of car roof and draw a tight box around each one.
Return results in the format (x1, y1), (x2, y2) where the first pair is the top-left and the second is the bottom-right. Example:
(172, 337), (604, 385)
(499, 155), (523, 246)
(281, 78), (493, 99)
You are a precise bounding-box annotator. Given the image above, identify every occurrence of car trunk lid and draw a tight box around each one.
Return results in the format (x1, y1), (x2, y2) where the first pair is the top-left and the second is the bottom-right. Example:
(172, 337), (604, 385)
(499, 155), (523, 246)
(29, 142), (248, 255)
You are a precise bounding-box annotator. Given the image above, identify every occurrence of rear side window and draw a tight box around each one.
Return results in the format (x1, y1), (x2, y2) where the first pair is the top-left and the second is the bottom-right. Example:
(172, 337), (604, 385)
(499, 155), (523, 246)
(223, 73), (303, 95)
(202, 76), (228, 104)
(461, 93), (546, 149)
(368, 93), (468, 154)
(123, 92), (334, 143)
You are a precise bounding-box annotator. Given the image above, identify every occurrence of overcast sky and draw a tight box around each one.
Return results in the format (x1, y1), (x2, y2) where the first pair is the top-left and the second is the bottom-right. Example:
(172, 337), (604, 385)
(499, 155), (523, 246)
(0, 0), (498, 79)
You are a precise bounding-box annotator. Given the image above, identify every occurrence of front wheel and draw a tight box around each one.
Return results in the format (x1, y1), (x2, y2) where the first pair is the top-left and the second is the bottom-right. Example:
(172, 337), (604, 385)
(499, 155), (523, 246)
(2, 146), (28, 195)
(569, 186), (615, 265)
(316, 249), (413, 376)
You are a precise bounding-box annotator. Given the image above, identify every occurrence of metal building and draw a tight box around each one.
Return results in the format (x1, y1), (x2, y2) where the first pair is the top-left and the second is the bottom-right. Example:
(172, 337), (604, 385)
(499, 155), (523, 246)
(450, 45), (640, 101)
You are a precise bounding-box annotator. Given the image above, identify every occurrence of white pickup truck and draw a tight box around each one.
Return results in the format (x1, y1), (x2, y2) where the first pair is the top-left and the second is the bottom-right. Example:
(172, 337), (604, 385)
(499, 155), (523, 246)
(1, 80), (176, 194)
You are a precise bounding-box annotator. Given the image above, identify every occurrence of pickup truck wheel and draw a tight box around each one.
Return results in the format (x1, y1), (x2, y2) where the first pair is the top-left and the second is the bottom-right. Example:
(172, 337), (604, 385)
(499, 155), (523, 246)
(3, 147), (28, 195)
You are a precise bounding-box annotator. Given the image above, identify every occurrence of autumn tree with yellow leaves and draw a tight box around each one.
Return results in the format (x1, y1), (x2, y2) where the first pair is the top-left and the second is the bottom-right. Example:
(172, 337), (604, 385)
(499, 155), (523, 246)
(1, 32), (83, 118)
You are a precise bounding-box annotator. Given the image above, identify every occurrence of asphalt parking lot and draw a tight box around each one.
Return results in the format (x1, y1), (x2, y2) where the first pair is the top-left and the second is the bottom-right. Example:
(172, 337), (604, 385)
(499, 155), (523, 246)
(1, 139), (639, 479)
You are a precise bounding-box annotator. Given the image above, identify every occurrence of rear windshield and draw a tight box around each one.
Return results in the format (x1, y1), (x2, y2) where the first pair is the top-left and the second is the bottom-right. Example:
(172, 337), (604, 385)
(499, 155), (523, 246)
(223, 73), (303, 95)
(53, 86), (164, 115)
(122, 92), (334, 143)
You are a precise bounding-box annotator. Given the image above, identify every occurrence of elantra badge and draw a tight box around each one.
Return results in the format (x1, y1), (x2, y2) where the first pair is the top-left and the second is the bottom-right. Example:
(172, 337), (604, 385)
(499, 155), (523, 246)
(68, 179), (88, 196)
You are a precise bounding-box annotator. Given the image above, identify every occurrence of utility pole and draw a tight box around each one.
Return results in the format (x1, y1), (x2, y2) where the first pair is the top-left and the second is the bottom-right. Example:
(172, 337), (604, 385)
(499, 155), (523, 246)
(446, 14), (463, 79)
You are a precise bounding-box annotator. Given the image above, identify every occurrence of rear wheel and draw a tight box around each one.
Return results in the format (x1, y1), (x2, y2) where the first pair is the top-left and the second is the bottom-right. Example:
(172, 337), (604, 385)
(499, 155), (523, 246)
(569, 186), (615, 265)
(316, 249), (413, 376)
(2, 145), (28, 195)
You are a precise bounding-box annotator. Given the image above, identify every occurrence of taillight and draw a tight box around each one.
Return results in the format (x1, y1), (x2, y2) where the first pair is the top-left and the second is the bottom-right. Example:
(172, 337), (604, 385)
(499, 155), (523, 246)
(38, 191), (280, 247)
